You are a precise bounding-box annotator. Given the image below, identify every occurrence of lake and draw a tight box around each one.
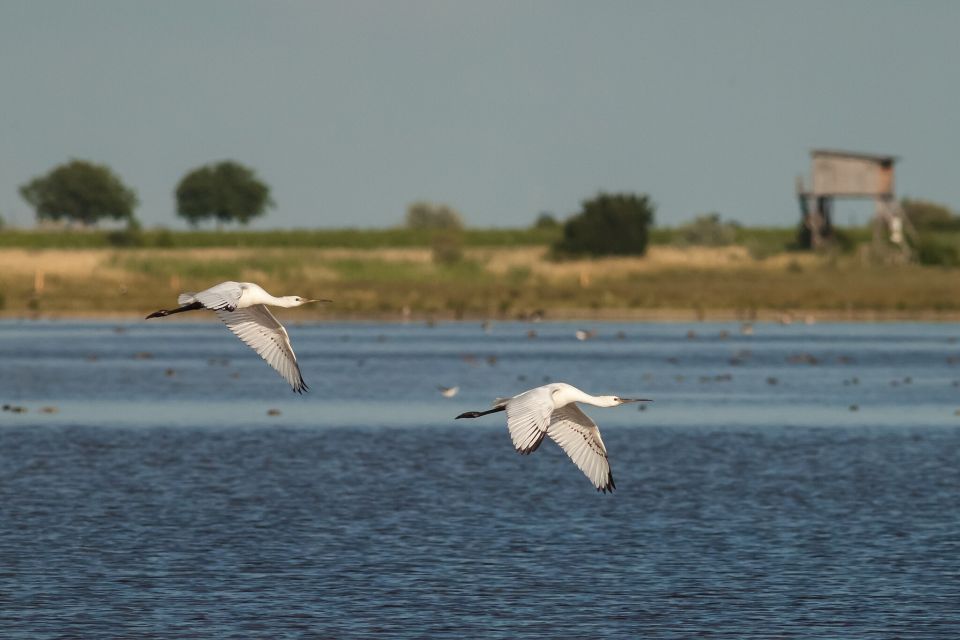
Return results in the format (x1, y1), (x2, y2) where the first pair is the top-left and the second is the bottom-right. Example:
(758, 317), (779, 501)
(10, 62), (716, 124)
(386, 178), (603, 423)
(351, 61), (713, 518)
(1, 319), (959, 637)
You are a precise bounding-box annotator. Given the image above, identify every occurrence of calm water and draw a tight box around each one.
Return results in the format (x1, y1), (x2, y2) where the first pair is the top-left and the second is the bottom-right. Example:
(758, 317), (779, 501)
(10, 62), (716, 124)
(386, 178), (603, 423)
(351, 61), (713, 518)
(1, 320), (959, 638)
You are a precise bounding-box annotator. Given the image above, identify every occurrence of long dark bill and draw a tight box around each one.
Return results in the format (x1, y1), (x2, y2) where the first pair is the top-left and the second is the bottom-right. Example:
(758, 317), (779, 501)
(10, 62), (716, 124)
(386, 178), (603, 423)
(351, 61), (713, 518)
(145, 301), (204, 319)
(455, 406), (506, 420)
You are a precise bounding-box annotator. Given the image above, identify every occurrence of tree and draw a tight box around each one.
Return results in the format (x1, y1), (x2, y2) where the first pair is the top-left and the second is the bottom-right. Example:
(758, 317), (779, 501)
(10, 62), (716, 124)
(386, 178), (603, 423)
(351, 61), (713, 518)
(902, 198), (959, 231)
(554, 192), (655, 257)
(404, 201), (463, 230)
(533, 212), (559, 229)
(175, 160), (274, 227)
(19, 159), (138, 226)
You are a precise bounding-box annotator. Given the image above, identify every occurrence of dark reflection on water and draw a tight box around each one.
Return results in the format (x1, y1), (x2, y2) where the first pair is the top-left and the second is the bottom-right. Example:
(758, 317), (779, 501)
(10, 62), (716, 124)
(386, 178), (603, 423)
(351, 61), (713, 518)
(2, 321), (960, 637)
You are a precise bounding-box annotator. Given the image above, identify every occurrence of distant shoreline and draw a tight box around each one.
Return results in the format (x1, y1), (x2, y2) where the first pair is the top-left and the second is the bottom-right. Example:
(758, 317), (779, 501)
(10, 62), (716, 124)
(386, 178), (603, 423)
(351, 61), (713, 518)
(3, 245), (960, 322)
(4, 308), (960, 324)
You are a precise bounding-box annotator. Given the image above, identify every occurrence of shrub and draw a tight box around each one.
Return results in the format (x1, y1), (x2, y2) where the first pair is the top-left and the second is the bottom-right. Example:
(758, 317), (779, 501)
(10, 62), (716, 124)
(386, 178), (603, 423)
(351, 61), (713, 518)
(431, 229), (464, 265)
(533, 212), (559, 229)
(107, 219), (144, 247)
(151, 228), (175, 248)
(793, 221), (858, 253)
(675, 213), (739, 246)
(902, 198), (959, 231)
(405, 201), (463, 230)
(830, 227), (857, 254)
(554, 192), (654, 257)
(915, 235), (960, 267)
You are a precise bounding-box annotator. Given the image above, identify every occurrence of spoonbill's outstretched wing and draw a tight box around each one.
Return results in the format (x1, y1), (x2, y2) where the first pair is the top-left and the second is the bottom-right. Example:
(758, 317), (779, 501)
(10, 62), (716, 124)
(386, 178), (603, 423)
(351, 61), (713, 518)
(214, 304), (307, 393)
(505, 386), (554, 454)
(182, 281), (244, 311)
(547, 403), (615, 493)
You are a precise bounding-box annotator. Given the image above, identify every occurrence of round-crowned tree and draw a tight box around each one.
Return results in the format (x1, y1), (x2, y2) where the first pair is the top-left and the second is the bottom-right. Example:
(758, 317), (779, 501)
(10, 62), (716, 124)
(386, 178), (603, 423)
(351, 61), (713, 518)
(19, 159), (138, 226)
(175, 160), (274, 227)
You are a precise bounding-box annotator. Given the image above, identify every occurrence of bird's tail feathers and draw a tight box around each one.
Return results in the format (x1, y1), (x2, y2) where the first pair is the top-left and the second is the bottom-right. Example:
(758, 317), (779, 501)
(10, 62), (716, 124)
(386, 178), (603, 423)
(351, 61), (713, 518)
(177, 293), (197, 306)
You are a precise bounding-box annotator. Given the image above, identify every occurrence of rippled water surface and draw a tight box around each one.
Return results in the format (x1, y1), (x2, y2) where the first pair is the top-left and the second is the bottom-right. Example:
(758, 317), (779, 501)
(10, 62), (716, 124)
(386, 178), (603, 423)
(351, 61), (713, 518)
(2, 320), (960, 637)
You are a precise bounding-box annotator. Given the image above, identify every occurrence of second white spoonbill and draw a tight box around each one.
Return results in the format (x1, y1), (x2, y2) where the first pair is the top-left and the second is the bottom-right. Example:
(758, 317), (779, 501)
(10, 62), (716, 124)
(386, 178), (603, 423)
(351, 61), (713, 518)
(455, 382), (651, 493)
(146, 281), (328, 393)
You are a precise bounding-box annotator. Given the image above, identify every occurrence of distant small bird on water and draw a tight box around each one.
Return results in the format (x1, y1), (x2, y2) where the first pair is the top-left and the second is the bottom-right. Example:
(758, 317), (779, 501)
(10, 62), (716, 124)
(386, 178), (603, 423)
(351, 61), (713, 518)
(146, 281), (328, 393)
(438, 385), (460, 398)
(455, 382), (651, 493)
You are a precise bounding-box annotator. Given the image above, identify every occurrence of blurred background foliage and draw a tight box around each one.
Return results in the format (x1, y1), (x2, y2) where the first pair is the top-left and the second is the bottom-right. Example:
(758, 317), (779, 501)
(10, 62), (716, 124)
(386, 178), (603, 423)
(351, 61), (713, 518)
(175, 161), (274, 227)
(554, 192), (655, 257)
(5, 157), (960, 318)
(19, 159), (138, 227)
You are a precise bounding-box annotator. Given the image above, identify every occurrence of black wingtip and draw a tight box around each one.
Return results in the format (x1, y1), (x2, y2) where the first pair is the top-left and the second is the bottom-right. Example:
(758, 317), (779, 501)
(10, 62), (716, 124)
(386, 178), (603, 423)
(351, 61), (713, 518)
(596, 471), (616, 494)
(515, 434), (545, 455)
(291, 376), (309, 394)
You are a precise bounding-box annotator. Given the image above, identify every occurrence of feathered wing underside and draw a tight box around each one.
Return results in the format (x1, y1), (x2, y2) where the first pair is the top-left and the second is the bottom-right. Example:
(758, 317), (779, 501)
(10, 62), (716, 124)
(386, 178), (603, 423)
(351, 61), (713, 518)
(547, 403), (615, 493)
(504, 387), (553, 454)
(190, 281), (244, 311)
(214, 304), (307, 393)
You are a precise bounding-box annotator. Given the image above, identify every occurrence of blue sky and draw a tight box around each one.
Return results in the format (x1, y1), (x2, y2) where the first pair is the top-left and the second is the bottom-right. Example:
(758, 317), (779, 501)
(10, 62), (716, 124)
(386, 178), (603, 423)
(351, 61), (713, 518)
(1, 1), (957, 229)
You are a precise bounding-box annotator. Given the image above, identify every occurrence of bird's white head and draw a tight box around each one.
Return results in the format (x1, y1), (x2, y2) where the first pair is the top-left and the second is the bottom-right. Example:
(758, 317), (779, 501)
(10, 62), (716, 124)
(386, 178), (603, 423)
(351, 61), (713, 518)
(279, 296), (332, 308)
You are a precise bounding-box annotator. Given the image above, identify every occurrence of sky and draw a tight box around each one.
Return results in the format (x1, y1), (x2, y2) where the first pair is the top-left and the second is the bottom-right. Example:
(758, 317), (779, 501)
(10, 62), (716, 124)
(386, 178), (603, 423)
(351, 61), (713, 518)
(1, 0), (958, 230)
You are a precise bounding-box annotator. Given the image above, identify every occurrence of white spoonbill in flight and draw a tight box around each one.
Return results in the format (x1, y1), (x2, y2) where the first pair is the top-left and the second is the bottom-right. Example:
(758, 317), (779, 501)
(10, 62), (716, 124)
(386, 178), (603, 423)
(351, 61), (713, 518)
(456, 382), (651, 493)
(146, 281), (328, 393)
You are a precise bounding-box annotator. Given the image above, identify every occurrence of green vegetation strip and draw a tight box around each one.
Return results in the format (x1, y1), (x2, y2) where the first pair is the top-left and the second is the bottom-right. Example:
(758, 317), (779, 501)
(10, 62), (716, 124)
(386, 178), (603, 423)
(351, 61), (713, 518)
(0, 227), (563, 249)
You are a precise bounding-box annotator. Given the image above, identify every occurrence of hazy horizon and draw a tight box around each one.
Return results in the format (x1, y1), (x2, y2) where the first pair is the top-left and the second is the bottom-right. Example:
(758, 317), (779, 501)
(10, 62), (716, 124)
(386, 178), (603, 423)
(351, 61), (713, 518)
(2, 1), (958, 230)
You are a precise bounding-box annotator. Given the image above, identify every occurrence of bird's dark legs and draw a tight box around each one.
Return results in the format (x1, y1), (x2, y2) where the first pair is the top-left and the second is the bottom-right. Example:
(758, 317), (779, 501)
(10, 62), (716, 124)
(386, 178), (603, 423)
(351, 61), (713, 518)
(455, 405), (506, 419)
(145, 301), (204, 319)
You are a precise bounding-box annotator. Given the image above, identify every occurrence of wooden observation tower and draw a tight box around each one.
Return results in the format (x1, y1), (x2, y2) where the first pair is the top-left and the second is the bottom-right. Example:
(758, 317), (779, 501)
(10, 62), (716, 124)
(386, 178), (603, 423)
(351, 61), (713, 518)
(796, 149), (909, 254)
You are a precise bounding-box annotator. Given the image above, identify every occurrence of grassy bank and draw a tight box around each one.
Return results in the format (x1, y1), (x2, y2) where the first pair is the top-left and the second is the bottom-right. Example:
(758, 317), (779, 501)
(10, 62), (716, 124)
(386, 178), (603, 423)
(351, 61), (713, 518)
(2, 245), (959, 320)
(0, 227), (562, 249)
(0, 225), (810, 252)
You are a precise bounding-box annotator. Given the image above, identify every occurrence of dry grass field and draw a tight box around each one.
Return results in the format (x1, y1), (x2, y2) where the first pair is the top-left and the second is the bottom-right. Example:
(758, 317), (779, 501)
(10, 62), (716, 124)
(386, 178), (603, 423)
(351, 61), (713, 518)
(1, 246), (959, 321)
